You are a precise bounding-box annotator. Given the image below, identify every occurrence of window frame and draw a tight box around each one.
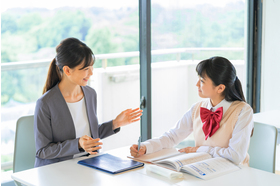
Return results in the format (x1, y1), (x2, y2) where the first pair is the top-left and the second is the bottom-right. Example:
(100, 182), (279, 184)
(139, 0), (261, 140)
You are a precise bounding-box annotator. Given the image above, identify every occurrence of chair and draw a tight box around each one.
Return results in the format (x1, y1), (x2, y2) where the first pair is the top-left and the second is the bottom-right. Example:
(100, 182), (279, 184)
(13, 115), (36, 173)
(175, 139), (195, 149)
(248, 122), (278, 173)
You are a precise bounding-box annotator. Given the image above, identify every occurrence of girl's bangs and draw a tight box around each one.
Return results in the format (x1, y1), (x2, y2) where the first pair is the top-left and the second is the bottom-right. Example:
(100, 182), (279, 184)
(196, 60), (208, 78)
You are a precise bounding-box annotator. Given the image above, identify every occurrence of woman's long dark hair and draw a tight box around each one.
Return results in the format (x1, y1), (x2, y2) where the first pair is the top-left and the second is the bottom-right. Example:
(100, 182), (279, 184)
(196, 56), (246, 102)
(43, 38), (94, 94)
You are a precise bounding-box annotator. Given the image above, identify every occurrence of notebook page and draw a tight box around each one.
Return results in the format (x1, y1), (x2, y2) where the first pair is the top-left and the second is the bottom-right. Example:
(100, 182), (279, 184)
(181, 157), (240, 180)
(155, 152), (211, 171)
(128, 148), (180, 163)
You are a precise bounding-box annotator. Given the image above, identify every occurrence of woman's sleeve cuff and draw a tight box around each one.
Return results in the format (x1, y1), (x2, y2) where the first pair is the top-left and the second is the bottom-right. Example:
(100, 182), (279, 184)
(113, 127), (120, 133)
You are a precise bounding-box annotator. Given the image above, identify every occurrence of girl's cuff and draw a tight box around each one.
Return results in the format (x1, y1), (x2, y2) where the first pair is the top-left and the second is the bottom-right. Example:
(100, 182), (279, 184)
(141, 141), (153, 154)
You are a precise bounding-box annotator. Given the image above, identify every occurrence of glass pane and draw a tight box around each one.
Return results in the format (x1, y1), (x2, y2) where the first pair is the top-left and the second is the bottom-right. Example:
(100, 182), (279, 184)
(1, 0), (139, 175)
(151, 0), (246, 140)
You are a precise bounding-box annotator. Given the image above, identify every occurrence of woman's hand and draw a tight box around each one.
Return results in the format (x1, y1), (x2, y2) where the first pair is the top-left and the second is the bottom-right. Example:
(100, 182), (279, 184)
(112, 108), (143, 130)
(130, 144), (146, 157)
(78, 135), (103, 155)
(178, 146), (199, 153)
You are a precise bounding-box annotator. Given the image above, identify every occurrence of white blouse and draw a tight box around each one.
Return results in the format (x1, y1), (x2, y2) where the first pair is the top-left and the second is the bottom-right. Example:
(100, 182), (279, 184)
(142, 99), (254, 164)
(66, 97), (91, 158)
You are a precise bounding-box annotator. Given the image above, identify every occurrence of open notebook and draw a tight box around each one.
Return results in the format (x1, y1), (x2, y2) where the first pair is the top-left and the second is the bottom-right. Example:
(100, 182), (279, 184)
(129, 148), (240, 180)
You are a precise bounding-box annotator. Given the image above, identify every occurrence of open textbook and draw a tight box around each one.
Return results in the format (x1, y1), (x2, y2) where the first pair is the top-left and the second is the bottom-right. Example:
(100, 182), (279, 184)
(129, 148), (240, 180)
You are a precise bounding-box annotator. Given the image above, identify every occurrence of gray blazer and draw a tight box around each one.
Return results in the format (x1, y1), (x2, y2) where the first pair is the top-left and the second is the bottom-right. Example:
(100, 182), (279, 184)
(34, 84), (120, 167)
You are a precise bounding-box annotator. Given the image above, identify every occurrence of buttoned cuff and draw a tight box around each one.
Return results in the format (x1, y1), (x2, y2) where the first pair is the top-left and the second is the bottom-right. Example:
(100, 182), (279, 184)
(197, 146), (211, 154)
(141, 141), (153, 154)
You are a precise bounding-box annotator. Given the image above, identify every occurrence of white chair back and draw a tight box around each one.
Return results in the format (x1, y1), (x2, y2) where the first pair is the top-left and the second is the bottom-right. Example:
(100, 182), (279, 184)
(248, 122), (278, 173)
(13, 115), (36, 173)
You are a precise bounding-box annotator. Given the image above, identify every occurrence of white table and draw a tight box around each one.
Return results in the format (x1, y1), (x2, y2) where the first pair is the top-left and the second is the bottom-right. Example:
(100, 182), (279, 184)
(12, 146), (280, 186)
(254, 110), (280, 144)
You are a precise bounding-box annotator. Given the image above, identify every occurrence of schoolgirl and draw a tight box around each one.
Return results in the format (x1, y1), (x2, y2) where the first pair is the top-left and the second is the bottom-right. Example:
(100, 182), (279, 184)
(130, 56), (253, 165)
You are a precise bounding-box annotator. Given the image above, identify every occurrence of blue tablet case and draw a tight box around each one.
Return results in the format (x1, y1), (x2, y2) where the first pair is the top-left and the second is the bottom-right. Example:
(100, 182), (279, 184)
(78, 153), (144, 174)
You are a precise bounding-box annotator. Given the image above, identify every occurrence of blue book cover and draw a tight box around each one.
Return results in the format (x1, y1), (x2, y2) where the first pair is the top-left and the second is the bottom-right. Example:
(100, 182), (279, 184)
(78, 153), (144, 174)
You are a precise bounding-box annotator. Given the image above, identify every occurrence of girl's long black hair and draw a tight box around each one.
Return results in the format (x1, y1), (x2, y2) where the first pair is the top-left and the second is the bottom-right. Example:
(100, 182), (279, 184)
(196, 56), (246, 102)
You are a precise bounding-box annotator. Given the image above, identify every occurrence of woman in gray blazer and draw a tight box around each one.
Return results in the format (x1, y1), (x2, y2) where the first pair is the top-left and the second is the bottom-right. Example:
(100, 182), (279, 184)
(34, 38), (142, 167)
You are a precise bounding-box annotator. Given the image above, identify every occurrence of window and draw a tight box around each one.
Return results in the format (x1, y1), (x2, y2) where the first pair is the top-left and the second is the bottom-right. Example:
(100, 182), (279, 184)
(1, 0), (250, 181)
(1, 0), (140, 177)
(150, 0), (246, 138)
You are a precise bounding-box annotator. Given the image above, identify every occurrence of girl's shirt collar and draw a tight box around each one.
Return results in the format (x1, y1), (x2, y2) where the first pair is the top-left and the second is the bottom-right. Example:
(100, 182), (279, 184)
(206, 99), (231, 116)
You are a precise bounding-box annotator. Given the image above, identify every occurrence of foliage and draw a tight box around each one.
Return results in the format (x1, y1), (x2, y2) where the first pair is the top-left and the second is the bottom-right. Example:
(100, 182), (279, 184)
(1, 13), (18, 34)
(1, 3), (245, 105)
(1, 154), (13, 164)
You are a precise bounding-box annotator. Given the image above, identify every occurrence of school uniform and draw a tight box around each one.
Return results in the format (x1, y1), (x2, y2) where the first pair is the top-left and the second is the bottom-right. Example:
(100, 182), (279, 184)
(34, 84), (120, 167)
(142, 99), (253, 165)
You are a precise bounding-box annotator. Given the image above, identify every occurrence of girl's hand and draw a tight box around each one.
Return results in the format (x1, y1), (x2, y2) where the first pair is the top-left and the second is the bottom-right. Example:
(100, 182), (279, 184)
(113, 108), (143, 130)
(78, 135), (103, 155)
(178, 146), (199, 153)
(130, 144), (146, 157)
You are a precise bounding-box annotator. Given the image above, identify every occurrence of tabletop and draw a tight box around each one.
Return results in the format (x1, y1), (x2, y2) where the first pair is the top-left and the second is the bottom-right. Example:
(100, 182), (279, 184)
(12, 146), (280, 186)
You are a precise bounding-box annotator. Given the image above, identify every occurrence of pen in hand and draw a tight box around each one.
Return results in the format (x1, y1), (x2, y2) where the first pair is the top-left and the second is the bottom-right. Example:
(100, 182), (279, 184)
(137, 136), (141, 156)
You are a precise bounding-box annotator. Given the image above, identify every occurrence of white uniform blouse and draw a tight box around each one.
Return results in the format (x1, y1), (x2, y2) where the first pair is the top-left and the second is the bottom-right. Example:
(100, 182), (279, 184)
(142, 99), (254, 164)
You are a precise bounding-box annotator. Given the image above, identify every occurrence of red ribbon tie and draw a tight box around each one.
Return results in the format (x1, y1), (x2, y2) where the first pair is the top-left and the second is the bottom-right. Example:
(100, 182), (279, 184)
(200, 107), (223, 140)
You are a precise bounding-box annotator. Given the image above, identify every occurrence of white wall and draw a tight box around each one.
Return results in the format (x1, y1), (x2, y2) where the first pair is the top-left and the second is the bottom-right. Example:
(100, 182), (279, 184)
(261, 0), (280, 111)
(90, 65), (141, 152)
